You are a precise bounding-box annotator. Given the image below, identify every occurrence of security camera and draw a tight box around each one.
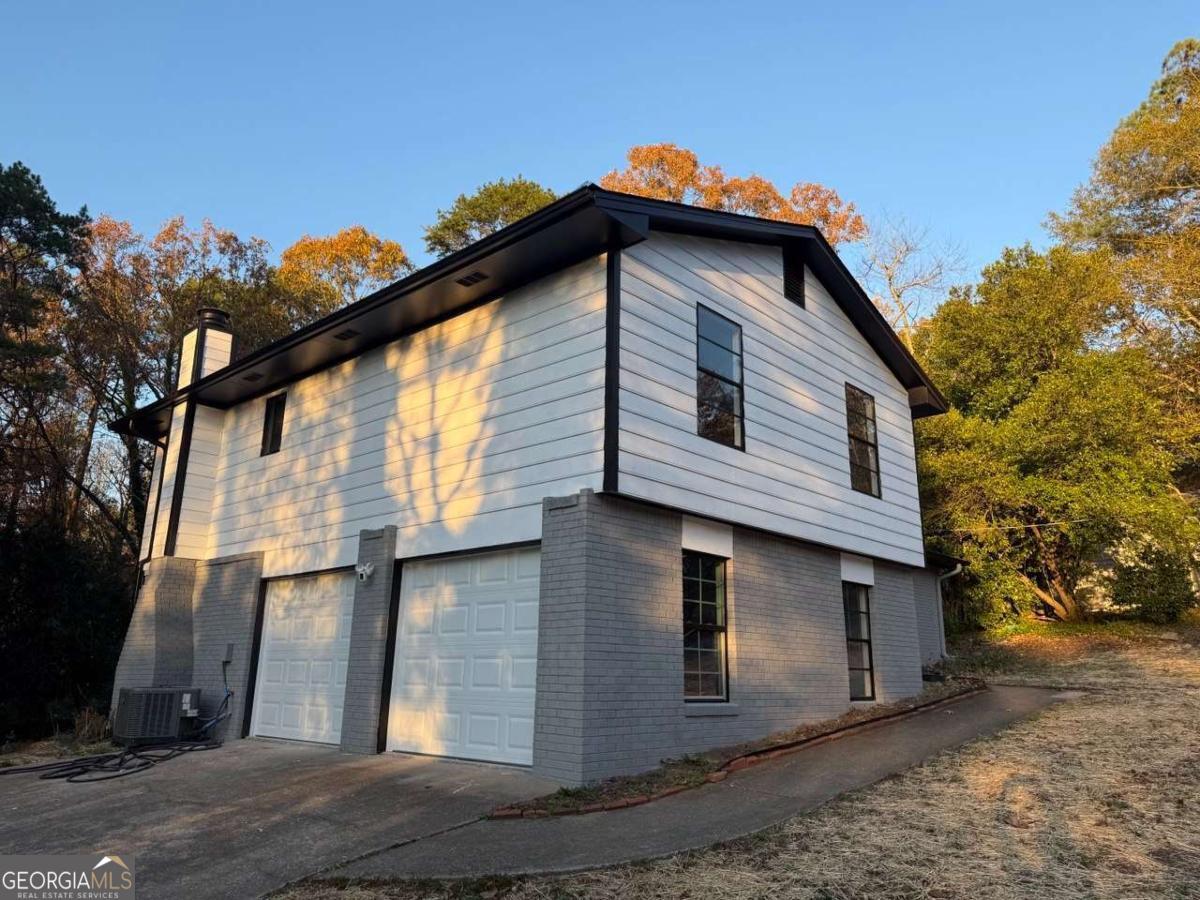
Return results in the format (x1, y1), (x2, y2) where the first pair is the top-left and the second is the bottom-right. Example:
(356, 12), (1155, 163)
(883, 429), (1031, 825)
(355, 562), (375, 583)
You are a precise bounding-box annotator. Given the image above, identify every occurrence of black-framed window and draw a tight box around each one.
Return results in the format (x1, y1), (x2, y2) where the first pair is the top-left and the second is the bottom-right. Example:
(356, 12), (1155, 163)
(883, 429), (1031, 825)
(843, 582), (875, 701)
(696, 305), (744, 449)
(845, 383), (880, 497)
(683, 550), (729, 701)
(261, 393), (286, 456)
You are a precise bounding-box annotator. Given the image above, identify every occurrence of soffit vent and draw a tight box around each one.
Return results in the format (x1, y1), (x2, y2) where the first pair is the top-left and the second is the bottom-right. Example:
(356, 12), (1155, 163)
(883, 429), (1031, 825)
(333, 328), (360, 341)
(243, 372), (264, 383)
(455, 270), (489, 287)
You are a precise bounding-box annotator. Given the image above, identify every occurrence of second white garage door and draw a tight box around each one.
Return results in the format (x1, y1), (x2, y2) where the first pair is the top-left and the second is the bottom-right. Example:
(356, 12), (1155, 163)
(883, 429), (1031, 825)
(386, 546), (540, 765)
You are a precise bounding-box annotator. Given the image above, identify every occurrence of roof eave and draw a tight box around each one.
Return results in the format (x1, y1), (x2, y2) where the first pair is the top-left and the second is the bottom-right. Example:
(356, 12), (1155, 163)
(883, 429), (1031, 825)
(113, 185), (948, 439)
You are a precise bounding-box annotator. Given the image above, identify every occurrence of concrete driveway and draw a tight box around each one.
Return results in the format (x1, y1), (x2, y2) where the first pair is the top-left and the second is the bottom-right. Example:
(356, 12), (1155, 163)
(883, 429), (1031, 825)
(0, 739), (554, 899)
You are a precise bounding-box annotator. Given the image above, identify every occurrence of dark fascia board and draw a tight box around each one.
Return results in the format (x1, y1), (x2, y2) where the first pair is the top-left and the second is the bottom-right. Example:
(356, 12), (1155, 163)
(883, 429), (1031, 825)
(792, 228), (948, 418)
(110, 185), (650, 440)
(925, 548), (968, 571)
(112, 184), (945, 440)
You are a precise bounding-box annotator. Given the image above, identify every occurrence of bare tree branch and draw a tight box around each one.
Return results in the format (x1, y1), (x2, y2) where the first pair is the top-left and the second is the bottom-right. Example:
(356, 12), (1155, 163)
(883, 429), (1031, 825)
(858, 214), (965, 345)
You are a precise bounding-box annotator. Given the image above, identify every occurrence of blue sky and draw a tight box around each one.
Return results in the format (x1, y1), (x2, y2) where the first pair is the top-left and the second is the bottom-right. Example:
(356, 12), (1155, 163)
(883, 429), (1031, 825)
(4, 1), (1196, 277)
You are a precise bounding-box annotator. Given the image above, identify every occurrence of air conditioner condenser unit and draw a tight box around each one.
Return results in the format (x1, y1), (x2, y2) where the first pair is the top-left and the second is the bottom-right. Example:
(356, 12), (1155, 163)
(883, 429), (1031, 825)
(113, 687), (202, 746)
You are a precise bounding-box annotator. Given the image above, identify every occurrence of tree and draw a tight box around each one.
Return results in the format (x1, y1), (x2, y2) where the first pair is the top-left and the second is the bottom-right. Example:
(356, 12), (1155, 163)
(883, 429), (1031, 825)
(1051, 39), (1200, 474)
(914, 245), (1122, 419)
(0, 162), (88, 376)
(600, 143), (867, 245)
(858, 215), (963, 343)
(424, 177), (557, 257)
(0, 161), (88, 534)
(278, 225), (413, 311)
(0, 163), (137, 738)
(914, 245), (1196, 622)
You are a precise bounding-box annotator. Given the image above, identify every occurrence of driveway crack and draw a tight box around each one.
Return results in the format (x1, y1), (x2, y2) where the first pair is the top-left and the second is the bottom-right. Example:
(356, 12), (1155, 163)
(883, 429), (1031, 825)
(261, 815), (487, 898)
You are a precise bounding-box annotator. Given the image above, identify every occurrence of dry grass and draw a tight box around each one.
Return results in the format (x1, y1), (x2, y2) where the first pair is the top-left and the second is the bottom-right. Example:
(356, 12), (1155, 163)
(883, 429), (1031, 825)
(0, 735), (116, 768)
(283, 623), (1200, 900)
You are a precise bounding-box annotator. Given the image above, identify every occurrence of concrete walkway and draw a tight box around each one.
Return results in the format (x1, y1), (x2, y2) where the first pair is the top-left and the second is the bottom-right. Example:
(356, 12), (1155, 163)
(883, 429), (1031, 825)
(336, 686), (1075, 880)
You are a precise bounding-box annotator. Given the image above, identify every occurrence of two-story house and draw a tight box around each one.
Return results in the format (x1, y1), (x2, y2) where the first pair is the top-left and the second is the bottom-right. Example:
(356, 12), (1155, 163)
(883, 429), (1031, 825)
(110, 185), (952, 785)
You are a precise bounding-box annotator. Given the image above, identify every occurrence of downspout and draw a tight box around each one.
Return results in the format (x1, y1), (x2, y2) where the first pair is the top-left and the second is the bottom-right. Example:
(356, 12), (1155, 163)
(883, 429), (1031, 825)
(935, 563), (963, 659)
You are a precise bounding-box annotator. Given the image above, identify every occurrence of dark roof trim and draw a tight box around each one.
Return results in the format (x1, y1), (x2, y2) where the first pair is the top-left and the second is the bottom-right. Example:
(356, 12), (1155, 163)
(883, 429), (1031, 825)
(926, 549), (968, 571)
(112, 185), (946, 441)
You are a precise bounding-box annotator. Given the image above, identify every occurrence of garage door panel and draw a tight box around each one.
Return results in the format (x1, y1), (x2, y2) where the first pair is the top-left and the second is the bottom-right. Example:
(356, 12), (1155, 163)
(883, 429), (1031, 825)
(388, 547), (540, 765)
(511, 656), (538, 689)
(436, 657), (466, 688)
(508, 716), (534, 752)
(252, 571), (355, 745)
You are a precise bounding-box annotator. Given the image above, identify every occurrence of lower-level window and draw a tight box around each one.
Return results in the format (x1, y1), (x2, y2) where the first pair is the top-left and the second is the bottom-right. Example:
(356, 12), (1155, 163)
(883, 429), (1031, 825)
(843, 582), (875, 700)
(683, 550), (728, 700)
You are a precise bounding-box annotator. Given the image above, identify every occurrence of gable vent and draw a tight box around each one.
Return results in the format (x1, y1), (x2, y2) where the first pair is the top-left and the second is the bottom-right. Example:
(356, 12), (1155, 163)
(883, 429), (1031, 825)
(243, 372), (264, 383)
(782, 245), (805, 307)
(332, 328), (360, 341)
(455, 270), (489, 287)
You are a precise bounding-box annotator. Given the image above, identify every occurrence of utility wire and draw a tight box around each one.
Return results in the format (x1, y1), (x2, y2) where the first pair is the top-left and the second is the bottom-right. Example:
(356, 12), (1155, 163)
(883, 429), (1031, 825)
(930, 518), (1093, 535)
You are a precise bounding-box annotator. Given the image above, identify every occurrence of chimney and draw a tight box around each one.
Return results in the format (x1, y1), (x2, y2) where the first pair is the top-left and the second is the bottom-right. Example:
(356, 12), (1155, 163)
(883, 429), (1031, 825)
(177, 307), (234, 389)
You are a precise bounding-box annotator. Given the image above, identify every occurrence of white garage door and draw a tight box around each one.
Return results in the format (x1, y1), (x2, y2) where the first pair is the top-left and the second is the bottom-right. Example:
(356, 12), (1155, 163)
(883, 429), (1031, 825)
(251, 571), (355, 744)
(387, 547), (540, 765)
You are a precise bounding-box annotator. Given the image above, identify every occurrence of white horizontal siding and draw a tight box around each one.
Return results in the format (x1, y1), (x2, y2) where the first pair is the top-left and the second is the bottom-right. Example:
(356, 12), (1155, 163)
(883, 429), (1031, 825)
(177, 331), (198, 387)
(173, 405), (225, 559)
(618, 234), (925, 567)
(201, 329), (233, 379)
(138, 447), (162, 563)
(208, 255), (608, 577)
(150, 402), (188, 558)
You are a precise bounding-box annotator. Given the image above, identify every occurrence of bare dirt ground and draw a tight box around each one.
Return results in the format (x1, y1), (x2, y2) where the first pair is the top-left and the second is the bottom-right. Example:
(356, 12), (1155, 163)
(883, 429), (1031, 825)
(281, 622), (1200, 900)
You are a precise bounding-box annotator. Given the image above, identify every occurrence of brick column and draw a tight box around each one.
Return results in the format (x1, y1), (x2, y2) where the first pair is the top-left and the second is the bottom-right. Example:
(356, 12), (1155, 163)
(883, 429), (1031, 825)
(340, 526), (398, 754)
(191, 552), (265, 738)
(531, 492), (591, 783)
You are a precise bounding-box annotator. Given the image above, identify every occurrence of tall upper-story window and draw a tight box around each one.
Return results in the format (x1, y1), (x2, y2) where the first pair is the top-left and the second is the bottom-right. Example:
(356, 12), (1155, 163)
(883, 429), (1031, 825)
(844, 383), (880, 497)
(261, 392), (287, 456)
(683, 550), (729, 701)
(696, 305), (744, 449)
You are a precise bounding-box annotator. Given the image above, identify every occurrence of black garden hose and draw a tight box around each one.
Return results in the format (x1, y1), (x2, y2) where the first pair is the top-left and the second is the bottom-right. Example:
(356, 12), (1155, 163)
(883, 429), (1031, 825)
(1, 667), (235, 784)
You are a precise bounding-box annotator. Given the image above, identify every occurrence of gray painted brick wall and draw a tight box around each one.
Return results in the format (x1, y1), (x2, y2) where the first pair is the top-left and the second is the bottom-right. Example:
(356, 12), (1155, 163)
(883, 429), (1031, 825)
(110, 553), (263, 740)
(533, 490), (928, 785)
(869, 563), (925, 701)
(341, 527), (398, 754)
(532, 494), (590, 783)
(111, 556), (198, 713)
(191, 552), (264, 739)
(153, 560), (196, 686)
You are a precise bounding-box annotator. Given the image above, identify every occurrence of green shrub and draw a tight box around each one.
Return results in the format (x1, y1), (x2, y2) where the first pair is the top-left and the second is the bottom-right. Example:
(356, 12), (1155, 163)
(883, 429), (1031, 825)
(1111, 545), (1199, 624)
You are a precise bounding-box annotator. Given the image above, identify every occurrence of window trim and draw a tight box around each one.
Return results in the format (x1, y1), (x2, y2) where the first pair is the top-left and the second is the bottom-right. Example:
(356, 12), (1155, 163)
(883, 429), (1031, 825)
(843, 581), (876, 702)
(695, 304), (745, 451)
(844, 382), (881, 497)
(260, 392), (287, 456)
(682, 549), (730, 703)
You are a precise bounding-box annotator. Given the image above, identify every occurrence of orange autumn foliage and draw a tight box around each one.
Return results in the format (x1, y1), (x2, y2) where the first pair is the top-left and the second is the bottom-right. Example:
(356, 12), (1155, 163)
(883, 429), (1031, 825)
(278, 225), (413, 310)
(601, 143), (867, 246)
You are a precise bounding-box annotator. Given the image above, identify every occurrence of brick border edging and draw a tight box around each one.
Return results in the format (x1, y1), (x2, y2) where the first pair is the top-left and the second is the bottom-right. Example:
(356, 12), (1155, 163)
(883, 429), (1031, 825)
(490, 684), (989, 820)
